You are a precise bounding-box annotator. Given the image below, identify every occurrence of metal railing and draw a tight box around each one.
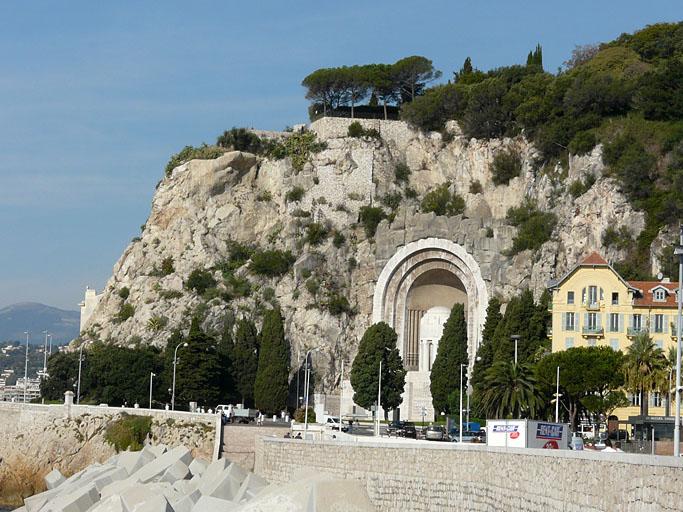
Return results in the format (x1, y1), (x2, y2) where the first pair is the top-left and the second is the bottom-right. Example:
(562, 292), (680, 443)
(627, 327), (648, 336)
(582, 327), (604, 336)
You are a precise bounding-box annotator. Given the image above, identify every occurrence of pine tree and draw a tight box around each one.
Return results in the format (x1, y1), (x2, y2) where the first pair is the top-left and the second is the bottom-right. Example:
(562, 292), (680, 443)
(232, 318), (259, 407)
(462, 57), (473, 75)
(350, 322), (406, 417)
(217, 314), (235, 401)
(254, 308), (290, 414)
(430, 304), (468, 414)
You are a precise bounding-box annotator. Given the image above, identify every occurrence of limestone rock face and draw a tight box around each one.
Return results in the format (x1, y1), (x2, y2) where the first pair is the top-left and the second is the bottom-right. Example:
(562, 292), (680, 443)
(82, 118), (644, 391)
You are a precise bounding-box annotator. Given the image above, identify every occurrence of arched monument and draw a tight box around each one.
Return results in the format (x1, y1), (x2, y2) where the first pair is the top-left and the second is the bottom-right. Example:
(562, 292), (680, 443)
(372, 237), (488, 420)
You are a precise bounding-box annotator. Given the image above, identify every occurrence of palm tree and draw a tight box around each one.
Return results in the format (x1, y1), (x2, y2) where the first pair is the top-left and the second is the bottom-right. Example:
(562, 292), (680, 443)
(479, 361), (543, 419)
(623, 333), (668, 416)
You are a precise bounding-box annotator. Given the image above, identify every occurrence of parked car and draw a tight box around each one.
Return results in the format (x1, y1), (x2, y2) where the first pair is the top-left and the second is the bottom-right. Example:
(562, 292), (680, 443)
(324, 416), (348, 432)
(386, 421), (404, 437)
(449, 428), (485, 443)
(425, 425), (446, 441)
(402, 422), (417, 439)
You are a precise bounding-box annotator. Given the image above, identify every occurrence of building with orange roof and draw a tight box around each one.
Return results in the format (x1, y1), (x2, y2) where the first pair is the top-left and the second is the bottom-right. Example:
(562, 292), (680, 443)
(548, 251), (681, 422)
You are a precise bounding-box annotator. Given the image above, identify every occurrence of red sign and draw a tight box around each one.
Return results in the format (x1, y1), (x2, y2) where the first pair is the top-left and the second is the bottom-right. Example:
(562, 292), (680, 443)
(543, 440), (559, 449)
(510, 432), (520, 439)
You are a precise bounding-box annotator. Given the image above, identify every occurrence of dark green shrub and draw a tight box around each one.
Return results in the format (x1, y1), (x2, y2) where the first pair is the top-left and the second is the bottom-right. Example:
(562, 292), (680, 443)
(262, 287), (276, 302)
(505, 200), (557, 255)
(348, 121), (381, 139)
(165, 145), (225, 177)
(216, 127), (263, 153)
(202, 287), (221, 301)
(485, 227), (494, 238)
(420, 183), (465, 216)
(159, 289), (183, 300)
(161, 257), (174, 276)
(285, 186), (305, 203)
(603, 134), (657, 201)
(394, 162), (411, 183)
(333, 231), (346, 248)
(306, 223), (329, 246)
(469, 180), (483, 194)
(104, 414), (152, 452)
(266, 130), (326, 172)
(291, 208), (311, 218)
(326, 292), (354, 316)
(224, 273), (252, 298)
(249, 250), (295, 277)
(602, 226), (634, 251)
(405, 187), (418, 199)
(401, 83), (468, 132)
(348, 257), (357, 270)
(568, 131), (597, 155)
(359, 206), (386, 238)
(185, 269), (217, 295)
(115, 303), (135, 323)
(305, 278), (320, 296)
(568, 173), (596, 198)
(256, 190), (272, 202)
(491, 149), (522, 186)
(118, 287), (130, 300)
(381, 191), (402, 211)
(294, 407), (316, 423)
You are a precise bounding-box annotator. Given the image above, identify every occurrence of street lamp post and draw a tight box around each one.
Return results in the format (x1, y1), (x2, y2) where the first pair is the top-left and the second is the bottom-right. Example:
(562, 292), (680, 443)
(376, 359), (382, 437)
(48, 333), (52, 356)
(673, 225), (683, 457)
(554, 366), (561, 423)
(303, 347), (320, 439)
(149, 372), (156, 409)
(510, 335), (521, 365)
(459, 363), (466, 443)
(42, 330), (49, 374)
(171, 342), (188, 411)
(76, 343), (85, 405)
(23, 331), (29, 403)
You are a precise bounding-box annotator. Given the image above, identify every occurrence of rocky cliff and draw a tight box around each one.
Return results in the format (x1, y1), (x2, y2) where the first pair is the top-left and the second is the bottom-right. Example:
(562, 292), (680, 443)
(81, 117), (646, 391)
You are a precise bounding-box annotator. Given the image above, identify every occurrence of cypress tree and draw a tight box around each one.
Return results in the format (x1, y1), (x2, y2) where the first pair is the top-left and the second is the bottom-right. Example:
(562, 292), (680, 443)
(471, 297), (503, 396)
(254, 308), (290, 414)
(350, 322), (406, 417)
(217, 313), (235, 402)
(430, 303), (468, 414)
(232, 318), (259, 407)
(175, 317), (223, 408)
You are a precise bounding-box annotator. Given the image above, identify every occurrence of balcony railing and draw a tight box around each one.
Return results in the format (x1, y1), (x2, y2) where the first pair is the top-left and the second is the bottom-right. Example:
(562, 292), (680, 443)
(582, 327), (604, 336)
(583, 301), (601, 311)
(627, 327), (648, 337)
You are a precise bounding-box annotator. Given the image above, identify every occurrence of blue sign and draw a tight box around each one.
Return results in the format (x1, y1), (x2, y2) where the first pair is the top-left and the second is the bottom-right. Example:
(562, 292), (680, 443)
(492, 424), (519, 433)
(536, 423), (563, 440)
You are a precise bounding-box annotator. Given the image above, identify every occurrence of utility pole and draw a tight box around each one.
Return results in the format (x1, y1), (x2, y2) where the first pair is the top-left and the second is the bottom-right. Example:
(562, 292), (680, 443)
(42, 330), (49, 374)
(149, 372), (156, 409)
(171, 342), (188, 411)
(555, 366), (561, 423)
(376, 359), (382, 437)
(511, 335), (521, 365)
(76, 343), (85, 405)
(674, 225), (683, 457)
(23, 331), (29, 403)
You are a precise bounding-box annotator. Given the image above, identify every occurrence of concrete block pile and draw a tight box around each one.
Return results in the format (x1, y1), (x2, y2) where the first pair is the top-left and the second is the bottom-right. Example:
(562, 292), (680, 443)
(16, 444), (376, 512)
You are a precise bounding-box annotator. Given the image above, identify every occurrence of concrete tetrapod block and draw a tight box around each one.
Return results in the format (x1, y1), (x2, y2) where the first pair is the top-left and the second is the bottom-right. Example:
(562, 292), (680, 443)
(42, 482), (100, 512)
(197, 463), (247, 501)
(92, 467), (129, 492)
(45, 469), (66, 490)
(100, 478), (138, 499)
(170, 489), (201, 512)
(89, 495), (126, 512)
(173, 479), (199, 495)
(191, 496), (238, 512)
(129, 494), (173, 512)
(24, 489), (59, 512)
(236, 471), (334, 512)
(143, 443), (168, 459)
(160, 460), (191, 484)
(310, 479), (375, 512)
(117, 450), (156, 477)
(232, 473), (268, 504)
(188, 458), (208, 478)
(197, 459), (229, 489)
(131, 446), (192, 483)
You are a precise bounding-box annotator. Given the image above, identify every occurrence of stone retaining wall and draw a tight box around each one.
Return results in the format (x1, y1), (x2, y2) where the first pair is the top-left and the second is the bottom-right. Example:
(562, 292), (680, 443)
(221, 425), (290, 471)
(254, 437), (683, 511)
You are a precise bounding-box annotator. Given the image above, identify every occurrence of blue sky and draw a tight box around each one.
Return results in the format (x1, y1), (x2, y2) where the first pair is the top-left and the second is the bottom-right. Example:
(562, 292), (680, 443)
(0, 1), (680, 310)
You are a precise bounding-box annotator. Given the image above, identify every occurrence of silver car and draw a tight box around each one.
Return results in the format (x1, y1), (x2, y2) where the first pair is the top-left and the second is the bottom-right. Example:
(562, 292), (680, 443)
(425, 425), (445, 441)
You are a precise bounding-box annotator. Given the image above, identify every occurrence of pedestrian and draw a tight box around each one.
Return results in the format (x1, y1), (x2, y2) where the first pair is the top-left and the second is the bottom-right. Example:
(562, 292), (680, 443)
(614, 441), (623, 452)
(284, 432), (291, 438)
(295, 432), (302, 439)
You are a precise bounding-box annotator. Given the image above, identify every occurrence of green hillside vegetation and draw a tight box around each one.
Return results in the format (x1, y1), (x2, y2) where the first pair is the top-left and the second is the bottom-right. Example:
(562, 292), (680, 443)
(301, 22), (683, 279)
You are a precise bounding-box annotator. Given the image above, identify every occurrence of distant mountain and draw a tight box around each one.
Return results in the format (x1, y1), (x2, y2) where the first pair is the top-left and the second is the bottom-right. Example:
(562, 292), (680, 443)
(0, 302), (79, 345)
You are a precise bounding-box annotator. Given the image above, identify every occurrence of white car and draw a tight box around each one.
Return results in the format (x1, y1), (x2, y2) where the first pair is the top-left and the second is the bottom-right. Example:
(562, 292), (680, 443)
(324, 416), (348, 432)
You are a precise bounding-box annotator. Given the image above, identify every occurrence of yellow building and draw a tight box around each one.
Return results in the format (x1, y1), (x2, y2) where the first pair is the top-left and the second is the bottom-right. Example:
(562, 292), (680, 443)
(549, 252), (680, 420)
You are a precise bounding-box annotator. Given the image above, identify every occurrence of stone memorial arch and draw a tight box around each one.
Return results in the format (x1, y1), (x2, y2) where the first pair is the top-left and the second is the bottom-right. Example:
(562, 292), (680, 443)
(372, 238), (488, 420)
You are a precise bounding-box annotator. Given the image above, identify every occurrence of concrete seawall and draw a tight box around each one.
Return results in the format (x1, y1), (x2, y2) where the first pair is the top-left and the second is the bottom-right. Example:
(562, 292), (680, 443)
(255, 437), (683, 511)
(0, 402), (217, 507)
